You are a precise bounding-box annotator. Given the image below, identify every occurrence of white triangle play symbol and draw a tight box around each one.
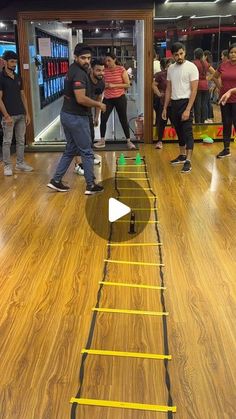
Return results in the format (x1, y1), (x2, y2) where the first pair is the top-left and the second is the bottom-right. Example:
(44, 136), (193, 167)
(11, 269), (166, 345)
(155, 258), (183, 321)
(109, 198), (131, 222)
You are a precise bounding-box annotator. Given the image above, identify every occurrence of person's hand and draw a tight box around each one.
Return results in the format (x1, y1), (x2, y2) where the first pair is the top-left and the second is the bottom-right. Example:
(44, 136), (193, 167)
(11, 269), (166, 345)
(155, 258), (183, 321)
(181, 109), (190, 121)
(25, 113), (31, 126)
(157, 92), (164, 98)
(162, 108), (167, 120)
(100, 103), (106, 113)
(94, 118), (99, 127)
(4, 115), (13, 126)
(219, 91), (231, 106)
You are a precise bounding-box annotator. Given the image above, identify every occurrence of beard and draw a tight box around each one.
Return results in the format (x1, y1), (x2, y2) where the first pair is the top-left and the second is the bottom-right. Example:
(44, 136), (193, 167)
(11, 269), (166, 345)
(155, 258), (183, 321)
(82, 63), (90, 71)
(95, 75), (103, 80)
(7, 65), (16, 71)
(176, 59), (184, 65)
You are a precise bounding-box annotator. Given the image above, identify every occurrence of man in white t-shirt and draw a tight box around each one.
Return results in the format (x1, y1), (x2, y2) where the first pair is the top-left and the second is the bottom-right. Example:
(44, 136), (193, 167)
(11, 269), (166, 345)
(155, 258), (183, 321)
(162, 42), (199, 173)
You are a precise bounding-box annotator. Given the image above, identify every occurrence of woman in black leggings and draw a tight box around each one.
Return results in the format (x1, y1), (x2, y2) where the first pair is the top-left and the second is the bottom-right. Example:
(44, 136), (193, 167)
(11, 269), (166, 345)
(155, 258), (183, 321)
(94, 52), (136, 149)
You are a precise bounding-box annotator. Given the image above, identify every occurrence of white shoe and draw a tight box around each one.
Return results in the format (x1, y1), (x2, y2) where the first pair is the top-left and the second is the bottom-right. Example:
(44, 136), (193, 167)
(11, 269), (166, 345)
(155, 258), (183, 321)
(15, 162), (33, 171)
(127, 140), (136, 150)
(94, 155), (101, 165)
(94, 140), (105, 148)
(4, 165), (13, 176)
(74, 164), (84, 176)
(155, 141), (163, 149)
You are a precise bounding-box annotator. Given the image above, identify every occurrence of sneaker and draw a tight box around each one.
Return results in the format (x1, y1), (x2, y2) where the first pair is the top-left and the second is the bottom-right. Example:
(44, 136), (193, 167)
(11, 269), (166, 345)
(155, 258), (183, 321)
(15, 162), (33, 172)
(170, 154), (187, 165)
(94, 140), (105, 148)
(181, 160), (192, 173)
(47, 179), (70, 192)
(155, 141), (163, 149)
(127, 140), (136, 150)
(93, 156), (101, 165)
(216, 149), (231, 159)
(85, 183), (104, 195)
(74, 163), (84, 176)
(4, 165), (13, 176)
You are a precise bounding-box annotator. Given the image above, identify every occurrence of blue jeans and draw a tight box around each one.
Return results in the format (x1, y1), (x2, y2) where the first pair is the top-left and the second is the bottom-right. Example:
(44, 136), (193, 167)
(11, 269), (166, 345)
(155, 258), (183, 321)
(53, 111), (94, 186)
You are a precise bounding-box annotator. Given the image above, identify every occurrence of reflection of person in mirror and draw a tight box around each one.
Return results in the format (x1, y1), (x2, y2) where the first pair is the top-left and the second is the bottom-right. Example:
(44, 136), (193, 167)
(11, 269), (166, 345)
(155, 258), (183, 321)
(162, 42), (199, 173)
(212, 43), (236, 159)
(152, 57), (174, 149)
(94, 52), (136, 150)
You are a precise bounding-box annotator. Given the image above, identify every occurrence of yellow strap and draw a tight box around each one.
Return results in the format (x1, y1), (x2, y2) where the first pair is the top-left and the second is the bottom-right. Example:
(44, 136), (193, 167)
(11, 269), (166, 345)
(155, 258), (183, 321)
(99, 281), (166, 290)
(92, 307), (168, 316)
(115, 220), (159, 224)
(115, 171), (148, 174)
(104, 259), (164, 267)
(116, 178), (150, 180)
(117, 164), (146, 167)
(118, 187), (151, 190)
(70, 398), (176, 413)
(108, 242), (162, 246)
(81, 348), (171, 360)
(116, 196), (156, 199)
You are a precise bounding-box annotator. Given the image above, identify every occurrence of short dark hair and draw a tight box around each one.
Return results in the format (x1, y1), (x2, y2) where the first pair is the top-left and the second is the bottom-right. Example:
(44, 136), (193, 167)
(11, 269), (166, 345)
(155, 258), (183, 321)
(2, 50), (18, 61)
(171, 42), (185, 54)
(194, 48), (204, 60)
(91, 58), (104, 68)
(221, 49), (228, 58)
(228, 43), (236, 54)
(105, 51), (116, 60)
(74, 43), (93, 57)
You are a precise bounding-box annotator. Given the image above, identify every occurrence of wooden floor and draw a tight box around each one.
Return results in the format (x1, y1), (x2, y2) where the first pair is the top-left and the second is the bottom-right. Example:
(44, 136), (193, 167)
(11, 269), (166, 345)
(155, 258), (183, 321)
(0, 143), (235, 419)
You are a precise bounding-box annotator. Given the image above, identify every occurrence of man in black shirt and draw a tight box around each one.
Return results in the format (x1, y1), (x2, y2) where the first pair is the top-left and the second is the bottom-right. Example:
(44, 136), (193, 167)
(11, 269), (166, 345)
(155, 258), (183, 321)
(0, 51), (33, 176)
(74, 59), (105, 175)
(47, 44), (106, 194)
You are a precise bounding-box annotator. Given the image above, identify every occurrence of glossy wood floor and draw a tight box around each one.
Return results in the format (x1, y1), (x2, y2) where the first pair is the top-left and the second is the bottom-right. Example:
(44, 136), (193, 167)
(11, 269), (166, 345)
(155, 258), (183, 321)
(0, 142), (235, 419)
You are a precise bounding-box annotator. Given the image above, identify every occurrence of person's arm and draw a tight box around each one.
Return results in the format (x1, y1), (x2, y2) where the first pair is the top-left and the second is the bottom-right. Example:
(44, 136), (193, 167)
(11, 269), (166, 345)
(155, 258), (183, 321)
(152, 80), (163, 98)
(211, 69), (221, 90)
(106, 68), (130, 89)
(162, 80), (171, 120)
(74, 88), (106, 112)
(0, 90), (13, 125)
(20, 90), (31, 126)
(182, 80), (198, 121)
(94, 93), (103, 126)
(219, 88), (236, 105)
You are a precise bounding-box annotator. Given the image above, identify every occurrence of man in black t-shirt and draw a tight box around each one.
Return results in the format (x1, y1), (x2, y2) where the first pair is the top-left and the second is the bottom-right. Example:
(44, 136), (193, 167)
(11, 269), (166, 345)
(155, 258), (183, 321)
(74, 59), (105, 175)
(0, 51), (33, 176)
(47, 44), (106, 194)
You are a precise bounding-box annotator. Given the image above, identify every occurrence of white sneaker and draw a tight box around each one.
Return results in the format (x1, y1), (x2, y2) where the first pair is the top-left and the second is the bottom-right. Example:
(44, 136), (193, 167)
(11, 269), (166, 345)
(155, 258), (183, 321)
(74, 164), (84, 176)
(94, 156), (101, 165)
(4, 165), (13, 176)
(94, 140), (105, 148)
(155, 141), (163, 149)
(15, 162), (33, 171)
(127, 140), (136, 150)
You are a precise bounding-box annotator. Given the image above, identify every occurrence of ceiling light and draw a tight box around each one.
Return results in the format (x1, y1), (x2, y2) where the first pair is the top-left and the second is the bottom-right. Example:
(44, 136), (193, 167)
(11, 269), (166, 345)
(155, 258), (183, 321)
(0, 22), (6, 28)
(190, 14), (232, 19)
(154, 15), (183, 20)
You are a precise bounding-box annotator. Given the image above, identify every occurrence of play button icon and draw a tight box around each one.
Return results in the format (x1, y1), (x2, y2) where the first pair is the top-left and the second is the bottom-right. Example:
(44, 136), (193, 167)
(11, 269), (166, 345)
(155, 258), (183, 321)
(85, 177), (151, 242)
(108, 198), (131, 222)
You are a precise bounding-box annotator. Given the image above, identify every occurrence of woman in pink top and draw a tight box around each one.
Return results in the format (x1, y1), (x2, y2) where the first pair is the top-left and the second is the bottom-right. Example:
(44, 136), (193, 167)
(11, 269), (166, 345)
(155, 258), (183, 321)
(193, 48), (215, 123)
(94, 52), (136, 149)
(213, 43), (236, 158)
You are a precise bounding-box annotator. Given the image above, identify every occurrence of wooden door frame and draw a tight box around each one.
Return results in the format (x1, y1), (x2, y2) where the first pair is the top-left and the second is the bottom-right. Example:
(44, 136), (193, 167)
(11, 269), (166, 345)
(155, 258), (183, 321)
(17, 9), (153, 145)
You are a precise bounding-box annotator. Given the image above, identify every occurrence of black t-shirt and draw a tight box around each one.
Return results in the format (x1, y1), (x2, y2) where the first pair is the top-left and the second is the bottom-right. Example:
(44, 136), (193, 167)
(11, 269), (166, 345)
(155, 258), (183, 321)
(62, 62), (91, 116)
(89, 75), (105, 100)
(0, 69), (25, 116)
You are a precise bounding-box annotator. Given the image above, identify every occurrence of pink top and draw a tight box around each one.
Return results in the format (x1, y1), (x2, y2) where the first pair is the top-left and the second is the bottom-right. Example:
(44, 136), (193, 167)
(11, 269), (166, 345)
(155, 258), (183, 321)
(104, 66), (126, 99)
(218, 61), (236, 103)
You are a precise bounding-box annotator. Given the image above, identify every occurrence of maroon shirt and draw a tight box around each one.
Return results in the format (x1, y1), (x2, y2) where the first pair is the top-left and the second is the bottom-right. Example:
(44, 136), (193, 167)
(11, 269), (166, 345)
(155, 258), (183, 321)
(218, 61), (236, 103)
(193, 60), (210, 90)
(154, 70), (167, 104)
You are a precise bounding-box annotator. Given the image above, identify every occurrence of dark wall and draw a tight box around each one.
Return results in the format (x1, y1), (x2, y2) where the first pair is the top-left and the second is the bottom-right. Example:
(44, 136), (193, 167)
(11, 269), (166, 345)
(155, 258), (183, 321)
(0, 0), (154, 18)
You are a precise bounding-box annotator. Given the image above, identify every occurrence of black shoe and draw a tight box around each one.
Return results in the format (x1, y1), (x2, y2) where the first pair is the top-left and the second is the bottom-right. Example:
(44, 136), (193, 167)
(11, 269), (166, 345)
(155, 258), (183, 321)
(181, 160), (192, 173)
(216, 149), (231, 159)
(85, 183), (104, 195)
(170, 154), (187, 165)
(47, 179), (70, 192)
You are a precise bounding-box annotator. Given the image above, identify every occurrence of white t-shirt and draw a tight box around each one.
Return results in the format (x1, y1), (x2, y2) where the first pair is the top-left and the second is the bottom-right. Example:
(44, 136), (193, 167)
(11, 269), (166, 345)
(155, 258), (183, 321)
(167, 60), (199, 100)
(153, 59), (161, 74)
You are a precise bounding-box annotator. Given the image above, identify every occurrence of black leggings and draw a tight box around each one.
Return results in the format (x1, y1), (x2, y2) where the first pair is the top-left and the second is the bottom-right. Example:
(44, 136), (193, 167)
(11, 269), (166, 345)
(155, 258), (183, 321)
(156, 103), (172, 142)
(220, 103), (236, 148)
(171, 99), (194, 150)
(100, 95), (130, 139)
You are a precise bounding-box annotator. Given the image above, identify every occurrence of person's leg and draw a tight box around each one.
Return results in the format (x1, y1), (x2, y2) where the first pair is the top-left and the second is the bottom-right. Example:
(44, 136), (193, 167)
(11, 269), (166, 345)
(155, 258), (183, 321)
(155, 103), (166, 149)
(170, 100), (187, 163)
(95, 98), (113, 148)
(201, 91), (209, 123)
(114, 95), (136, 149)
(194, 91), (201, 123)
(2, 115), (15, 173)
(232, 103), (236, 133)
(181, 108), (194, 172)
(14, 115), (33, 171)
(217, 103), (232, 158)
